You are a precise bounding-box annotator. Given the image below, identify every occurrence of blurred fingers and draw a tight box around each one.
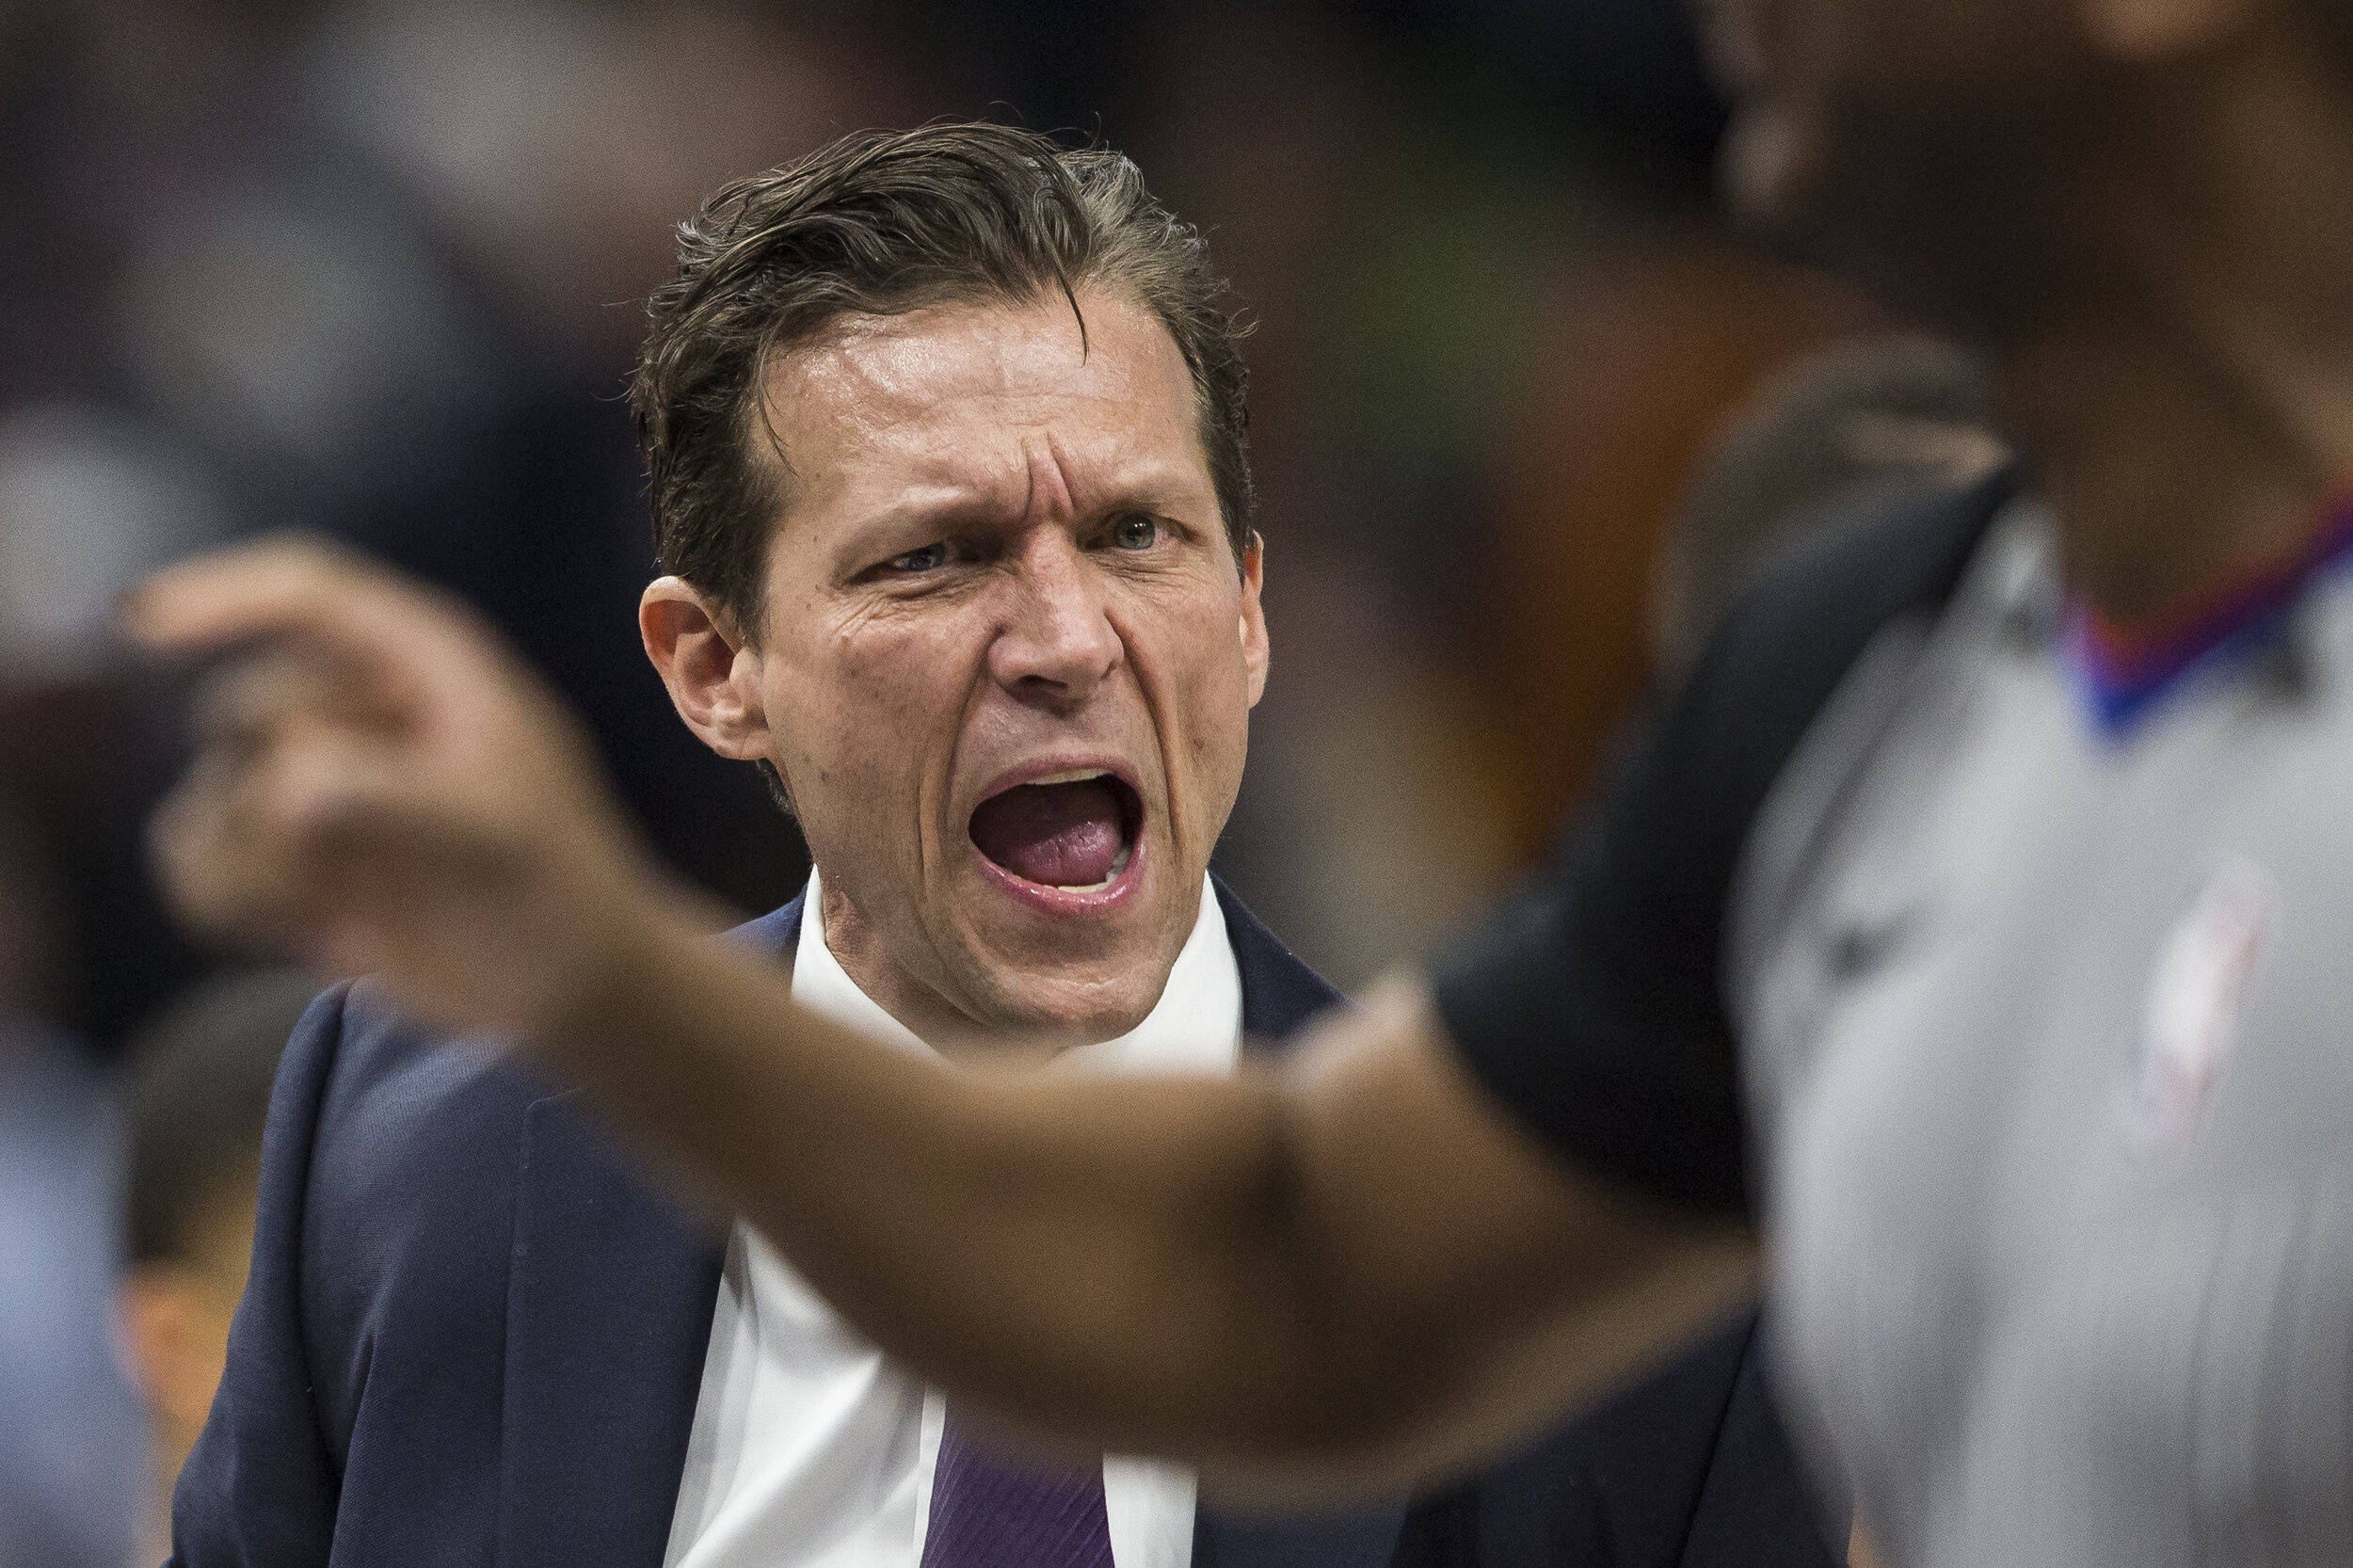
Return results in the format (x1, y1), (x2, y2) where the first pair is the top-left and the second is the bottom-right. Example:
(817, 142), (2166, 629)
(126, 536), (404, 651)
(149, 694), (440, 964)
(130, 536), (656, 1023)
(122, 536), (514, 720)
(149, 731), (321, 959)
(188, 643), (405, 765)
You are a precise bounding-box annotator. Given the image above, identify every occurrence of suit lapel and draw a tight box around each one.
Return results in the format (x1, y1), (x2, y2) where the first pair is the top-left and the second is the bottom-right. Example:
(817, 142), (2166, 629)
(1199, 880), (1404, 1568)
(497, 1095), (727, 1568)
(497, 895), (805, 1568)
(1216, 875), (1344, 1050)
(491, 884), (1390, 1568)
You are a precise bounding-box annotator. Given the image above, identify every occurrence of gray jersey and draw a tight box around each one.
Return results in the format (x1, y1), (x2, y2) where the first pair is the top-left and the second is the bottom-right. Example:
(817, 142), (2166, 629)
(1731, 502), (2353, 1567)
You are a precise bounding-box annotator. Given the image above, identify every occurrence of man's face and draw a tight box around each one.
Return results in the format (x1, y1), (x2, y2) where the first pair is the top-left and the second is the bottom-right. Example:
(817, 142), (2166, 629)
(742, 288), (1265, 1041)
(1695, 0), (2100, 312)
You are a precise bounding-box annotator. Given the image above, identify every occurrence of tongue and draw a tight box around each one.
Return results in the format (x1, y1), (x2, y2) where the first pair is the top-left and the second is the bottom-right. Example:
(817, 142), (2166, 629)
(970, 778), (1127, 888)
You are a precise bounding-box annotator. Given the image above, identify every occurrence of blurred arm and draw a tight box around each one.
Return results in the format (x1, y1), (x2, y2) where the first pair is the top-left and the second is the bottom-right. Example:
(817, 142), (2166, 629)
(559, 926), (1755, 1496)
(124, 539), (1755, 1498)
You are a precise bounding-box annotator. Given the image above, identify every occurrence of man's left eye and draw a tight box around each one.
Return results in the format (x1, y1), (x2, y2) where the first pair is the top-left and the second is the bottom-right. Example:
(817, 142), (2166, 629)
(1110, 515), (1159, 552)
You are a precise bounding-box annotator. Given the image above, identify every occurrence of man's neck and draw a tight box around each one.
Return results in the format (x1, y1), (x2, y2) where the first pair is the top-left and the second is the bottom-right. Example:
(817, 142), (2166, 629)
(813, 875), (1030, 1061)
(1981, 43), (2353, 624)
(1994, 325), (2353, 622)
(812, 873), (1148, 1064)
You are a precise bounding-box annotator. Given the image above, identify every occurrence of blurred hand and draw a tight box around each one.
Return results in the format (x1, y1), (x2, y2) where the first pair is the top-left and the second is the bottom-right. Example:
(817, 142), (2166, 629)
(122, 538), (676, 1035)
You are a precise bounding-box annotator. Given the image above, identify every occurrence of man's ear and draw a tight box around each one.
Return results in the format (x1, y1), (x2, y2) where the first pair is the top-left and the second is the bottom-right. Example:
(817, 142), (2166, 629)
(641, 577), (773, 761)
(1240, 533), (1270, 709)
(2078, 0), (2259, 59)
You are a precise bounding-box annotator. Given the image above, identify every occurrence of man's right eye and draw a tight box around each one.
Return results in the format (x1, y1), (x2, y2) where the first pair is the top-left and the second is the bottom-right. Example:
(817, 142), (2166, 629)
(888, 543), (949, 573)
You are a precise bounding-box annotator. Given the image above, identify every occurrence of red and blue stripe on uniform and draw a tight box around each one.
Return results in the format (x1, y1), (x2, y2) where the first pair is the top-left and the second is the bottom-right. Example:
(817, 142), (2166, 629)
(2063, 491), (2353, 733)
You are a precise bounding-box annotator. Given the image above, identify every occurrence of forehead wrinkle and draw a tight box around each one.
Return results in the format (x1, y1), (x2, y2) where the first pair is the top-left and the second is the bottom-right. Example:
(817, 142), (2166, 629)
(1024, 434), (1067, 521)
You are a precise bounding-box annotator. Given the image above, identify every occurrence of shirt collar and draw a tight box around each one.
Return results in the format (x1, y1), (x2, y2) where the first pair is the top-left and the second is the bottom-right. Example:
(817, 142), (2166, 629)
(791, 867), (1242, 1075)
(2062, 489), (2353, 734)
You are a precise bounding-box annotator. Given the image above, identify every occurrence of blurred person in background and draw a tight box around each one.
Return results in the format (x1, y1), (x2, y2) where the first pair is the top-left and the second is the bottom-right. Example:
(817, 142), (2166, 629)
(150, 125), (1833, 1568)
(122, 0), (2353, 1564)
(115, 971), (312, 1566)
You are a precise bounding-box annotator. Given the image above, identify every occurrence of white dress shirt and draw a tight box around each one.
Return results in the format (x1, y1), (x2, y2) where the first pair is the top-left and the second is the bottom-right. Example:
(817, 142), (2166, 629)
(662, 869), (1243, 1568)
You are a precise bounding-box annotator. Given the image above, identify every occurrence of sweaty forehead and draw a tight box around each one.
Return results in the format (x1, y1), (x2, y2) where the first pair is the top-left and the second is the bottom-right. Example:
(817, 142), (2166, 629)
(759, 288), (1207, 517)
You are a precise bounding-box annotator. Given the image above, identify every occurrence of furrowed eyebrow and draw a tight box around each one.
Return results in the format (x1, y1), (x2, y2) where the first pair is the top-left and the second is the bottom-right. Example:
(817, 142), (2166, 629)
(833, 457), (1215, 560)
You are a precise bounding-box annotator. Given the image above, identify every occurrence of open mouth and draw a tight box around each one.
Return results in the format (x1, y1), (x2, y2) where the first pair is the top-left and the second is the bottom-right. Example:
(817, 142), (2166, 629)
(968, 769), (1143, 894)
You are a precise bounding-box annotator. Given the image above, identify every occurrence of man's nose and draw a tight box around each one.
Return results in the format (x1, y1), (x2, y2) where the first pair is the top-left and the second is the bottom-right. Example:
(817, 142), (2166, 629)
(986, 535), (1121, 707)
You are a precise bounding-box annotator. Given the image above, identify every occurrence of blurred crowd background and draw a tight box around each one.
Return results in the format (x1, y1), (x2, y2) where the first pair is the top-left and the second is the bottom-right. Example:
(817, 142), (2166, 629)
(0, 1), (2009, 1563)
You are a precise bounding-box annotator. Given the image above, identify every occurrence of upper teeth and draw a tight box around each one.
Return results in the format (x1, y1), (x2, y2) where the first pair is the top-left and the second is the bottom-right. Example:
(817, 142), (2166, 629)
(1031, 768), (1112, 786)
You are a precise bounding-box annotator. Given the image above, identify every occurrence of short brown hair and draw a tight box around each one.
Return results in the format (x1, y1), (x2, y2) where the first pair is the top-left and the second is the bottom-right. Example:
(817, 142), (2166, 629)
(632, 123), (1255, 637)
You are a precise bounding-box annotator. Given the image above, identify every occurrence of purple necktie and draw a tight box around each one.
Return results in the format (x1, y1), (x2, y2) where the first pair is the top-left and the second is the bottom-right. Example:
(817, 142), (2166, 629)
(920, 1409), (1115, 1568)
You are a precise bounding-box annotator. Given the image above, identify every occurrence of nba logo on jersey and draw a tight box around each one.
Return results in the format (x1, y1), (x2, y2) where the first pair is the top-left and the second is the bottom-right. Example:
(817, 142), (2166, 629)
(2120, 856), (2275, 1154)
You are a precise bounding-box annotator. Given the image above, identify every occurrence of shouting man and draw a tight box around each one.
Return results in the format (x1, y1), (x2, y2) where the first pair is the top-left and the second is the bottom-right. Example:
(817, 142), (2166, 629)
(161, 126), (1835, 1568)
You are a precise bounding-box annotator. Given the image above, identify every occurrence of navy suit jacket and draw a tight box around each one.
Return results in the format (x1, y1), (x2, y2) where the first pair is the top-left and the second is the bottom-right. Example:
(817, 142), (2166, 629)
(171, 879), (1835, 1568)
